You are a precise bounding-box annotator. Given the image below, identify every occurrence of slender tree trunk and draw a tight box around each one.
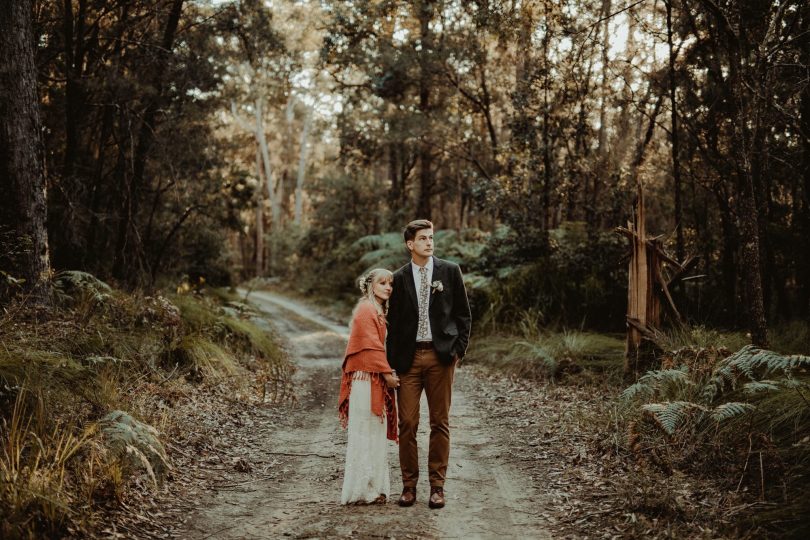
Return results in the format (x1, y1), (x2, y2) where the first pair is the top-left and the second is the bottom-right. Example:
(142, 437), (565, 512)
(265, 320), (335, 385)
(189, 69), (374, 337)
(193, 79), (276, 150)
(254, 98), (278, 233)
(541, 0), (553, 230)
(0, 0), (52, 303)
(715, 190), (739, 323)
(589, 0), (612, 230)
(112, 0), (184, 283)
(255, 144), (264, 277)
(62, 0), (86, 180)
(797, 5), (810, 317)
(729, 49), (768, 346)
(83, 103), (114, 268)
(666, 0), (685, 262)
(388, 143), (402, 215)
(416, 0), (435, 219)
(294, 108), (312, 227)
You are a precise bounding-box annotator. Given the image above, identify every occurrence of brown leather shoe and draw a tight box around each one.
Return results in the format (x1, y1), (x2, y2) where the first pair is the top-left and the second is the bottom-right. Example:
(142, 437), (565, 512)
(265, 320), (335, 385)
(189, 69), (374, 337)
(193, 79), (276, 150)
(428, 486), (445, 509)
(398, 487), (416, 507)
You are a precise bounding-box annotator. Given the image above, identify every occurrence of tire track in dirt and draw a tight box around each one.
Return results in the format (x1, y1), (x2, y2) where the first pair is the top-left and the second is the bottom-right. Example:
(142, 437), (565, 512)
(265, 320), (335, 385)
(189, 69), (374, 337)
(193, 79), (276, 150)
(179, 290), (551, 539)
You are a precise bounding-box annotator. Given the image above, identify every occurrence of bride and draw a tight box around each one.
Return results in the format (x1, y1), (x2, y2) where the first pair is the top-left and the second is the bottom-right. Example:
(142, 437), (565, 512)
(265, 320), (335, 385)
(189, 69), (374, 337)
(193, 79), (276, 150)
(338, 268), (400, 504)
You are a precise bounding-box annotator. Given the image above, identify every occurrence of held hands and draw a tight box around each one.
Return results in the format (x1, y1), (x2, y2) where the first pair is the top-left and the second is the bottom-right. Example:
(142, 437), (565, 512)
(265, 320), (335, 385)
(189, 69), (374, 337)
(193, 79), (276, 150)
(383, 371), (400, 388)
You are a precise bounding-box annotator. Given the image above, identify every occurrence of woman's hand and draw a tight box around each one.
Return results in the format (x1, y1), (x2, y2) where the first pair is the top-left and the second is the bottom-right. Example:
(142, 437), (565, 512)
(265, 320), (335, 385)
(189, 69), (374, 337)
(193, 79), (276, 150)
(382, 372), (400, 388)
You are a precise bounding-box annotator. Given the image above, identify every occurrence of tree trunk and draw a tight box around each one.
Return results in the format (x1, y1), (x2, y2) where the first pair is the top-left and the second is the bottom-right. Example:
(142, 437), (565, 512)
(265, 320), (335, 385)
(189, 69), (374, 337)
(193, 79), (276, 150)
(728, 51), (769, 346)
(797, 5), (810, 317)
(541, 1), (553, 230)
(254, 99), (278, 232)
(0, 0), (52, 303)
(255, 144), (264, 277)
(715, 190), (739, 323)
(623, 184), (658, 378)
(666, 0), (685, 263)
(589, 0), (612, 230)
(112, 0), (184, 284)
(294, 107), (312, 227)
(416, 0), (435, 219)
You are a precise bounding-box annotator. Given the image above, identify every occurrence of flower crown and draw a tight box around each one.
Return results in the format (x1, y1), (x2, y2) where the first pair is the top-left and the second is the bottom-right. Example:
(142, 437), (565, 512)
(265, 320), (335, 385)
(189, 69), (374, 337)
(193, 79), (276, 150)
(358, 273), (375, 296)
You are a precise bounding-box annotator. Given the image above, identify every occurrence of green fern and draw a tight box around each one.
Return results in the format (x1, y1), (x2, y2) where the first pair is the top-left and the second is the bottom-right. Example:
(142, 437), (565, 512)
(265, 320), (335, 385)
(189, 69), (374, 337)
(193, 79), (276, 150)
(717, 345), (810, 380)
(742, 380), (781, 394)
(510, 340), (559, 379)
(642, 401), (706, 435)
(98, 410), (170, 488)
(352, 232), (403, 252)
(710, 402), (755, 422)
(463, 272), (493, 291)
(54, 270), (112, 304)
(621, 368), (692, 402)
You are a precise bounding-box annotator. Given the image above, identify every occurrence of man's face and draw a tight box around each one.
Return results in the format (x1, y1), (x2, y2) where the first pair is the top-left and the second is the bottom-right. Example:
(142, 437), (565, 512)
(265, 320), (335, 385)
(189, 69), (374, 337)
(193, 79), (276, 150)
(407, 227), (434, 259)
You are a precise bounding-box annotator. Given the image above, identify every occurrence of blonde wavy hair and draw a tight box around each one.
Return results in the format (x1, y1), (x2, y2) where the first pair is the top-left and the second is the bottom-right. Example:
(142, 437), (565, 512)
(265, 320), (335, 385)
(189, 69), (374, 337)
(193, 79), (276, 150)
(356, 268), (394, 316)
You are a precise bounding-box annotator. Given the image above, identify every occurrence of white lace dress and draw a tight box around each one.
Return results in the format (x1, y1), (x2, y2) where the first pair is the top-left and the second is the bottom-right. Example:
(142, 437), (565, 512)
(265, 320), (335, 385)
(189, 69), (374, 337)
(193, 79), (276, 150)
(341, 372), (390, 504)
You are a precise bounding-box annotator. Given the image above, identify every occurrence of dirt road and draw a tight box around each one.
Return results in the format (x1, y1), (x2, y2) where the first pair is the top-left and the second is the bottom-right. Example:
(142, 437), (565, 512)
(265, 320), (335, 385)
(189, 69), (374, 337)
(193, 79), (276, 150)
(179, 291), (552, 539)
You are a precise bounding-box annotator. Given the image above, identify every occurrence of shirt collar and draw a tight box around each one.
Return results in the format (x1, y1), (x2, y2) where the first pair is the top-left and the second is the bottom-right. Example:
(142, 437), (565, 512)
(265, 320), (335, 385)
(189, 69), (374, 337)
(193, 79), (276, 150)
(411, 256), (433, 273)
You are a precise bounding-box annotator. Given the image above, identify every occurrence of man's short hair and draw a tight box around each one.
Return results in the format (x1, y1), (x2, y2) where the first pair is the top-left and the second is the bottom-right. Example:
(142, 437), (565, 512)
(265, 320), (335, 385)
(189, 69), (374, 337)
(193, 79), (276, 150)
(403, 219), (434, 242)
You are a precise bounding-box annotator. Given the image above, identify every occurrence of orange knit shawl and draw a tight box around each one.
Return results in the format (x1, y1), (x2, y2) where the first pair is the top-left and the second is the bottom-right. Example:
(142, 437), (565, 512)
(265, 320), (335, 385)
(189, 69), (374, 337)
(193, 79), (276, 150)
(338, 300), (398, 443)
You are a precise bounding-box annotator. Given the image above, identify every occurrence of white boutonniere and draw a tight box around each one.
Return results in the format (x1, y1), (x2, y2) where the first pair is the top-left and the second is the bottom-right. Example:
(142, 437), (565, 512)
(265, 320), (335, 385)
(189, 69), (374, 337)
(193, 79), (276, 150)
(431, 280), (444, 294)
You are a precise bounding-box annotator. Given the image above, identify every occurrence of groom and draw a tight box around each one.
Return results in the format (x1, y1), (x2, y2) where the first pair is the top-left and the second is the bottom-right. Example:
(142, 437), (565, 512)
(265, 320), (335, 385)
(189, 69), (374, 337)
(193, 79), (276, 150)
(386, 219), (472, 509)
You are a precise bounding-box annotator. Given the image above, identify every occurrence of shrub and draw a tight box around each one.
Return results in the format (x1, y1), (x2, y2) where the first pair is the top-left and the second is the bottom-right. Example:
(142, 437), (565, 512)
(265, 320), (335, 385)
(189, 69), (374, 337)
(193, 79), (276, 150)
(621, 345), (810, 535)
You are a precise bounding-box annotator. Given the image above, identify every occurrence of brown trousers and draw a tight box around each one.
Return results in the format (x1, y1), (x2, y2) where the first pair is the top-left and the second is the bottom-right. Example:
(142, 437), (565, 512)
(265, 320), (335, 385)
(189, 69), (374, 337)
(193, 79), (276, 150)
(397, 346), (455, 488)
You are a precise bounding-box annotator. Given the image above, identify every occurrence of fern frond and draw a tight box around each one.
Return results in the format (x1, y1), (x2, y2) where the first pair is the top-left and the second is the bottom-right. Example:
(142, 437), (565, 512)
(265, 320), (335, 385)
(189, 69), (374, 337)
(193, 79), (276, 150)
(352, 232), (402, 251)
(742, 380), (781, 394)
(621, 368), (691, 402)
(463, 273), (492, 291)
(54, 270), (112, 304)
(642, 401), (706, 435)
(718, 344), (810, 380)
(358, 248), (409, 269)
(710, 402), (755, 422)
(98, 410), (169, 487)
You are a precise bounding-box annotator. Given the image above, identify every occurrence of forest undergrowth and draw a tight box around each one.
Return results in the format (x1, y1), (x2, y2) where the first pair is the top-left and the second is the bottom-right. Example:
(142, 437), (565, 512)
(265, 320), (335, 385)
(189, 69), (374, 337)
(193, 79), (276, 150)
(467, 321), (810, 538)
(0, 273), (292, 538)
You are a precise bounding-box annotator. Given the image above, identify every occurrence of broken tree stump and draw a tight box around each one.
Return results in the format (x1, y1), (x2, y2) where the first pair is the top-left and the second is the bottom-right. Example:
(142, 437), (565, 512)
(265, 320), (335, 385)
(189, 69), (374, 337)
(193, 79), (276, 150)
(616, 183), (697, 379)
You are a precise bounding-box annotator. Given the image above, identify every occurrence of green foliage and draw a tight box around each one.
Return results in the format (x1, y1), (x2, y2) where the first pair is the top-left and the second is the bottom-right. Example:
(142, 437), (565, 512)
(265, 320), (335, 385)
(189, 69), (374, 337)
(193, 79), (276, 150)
(770, 320), (810, 355)
(465, 329), (625, 382)
(718, 344), (810, 380)
(54, 270), (114, 308)
(654, 325), (748, 354)
(709, 401), (755, 422)
(621, 369), (693, 402)
(0, 278), (291, 536)
(622, 344), (810, 533)
(353, 232), (409, 271)
(641, 401), (705, 436)
(469, 222), (627, 333)
(97, 410), (169, 488)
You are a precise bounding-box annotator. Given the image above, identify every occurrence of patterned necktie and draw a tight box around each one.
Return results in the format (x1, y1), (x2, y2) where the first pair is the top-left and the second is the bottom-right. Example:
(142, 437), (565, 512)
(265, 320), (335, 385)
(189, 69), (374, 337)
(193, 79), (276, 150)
(417, 266), (429, 340)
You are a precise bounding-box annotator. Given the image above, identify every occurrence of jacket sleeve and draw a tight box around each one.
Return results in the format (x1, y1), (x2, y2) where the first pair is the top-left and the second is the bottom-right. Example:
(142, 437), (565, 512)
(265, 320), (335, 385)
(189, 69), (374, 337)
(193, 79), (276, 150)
(451, 263), (472, 358)
(385, 273), (400, 365)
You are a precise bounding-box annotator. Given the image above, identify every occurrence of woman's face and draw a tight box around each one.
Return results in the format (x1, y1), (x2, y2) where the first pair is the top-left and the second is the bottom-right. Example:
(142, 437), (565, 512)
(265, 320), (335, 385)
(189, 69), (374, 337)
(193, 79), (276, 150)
(372, 275), (393, 302)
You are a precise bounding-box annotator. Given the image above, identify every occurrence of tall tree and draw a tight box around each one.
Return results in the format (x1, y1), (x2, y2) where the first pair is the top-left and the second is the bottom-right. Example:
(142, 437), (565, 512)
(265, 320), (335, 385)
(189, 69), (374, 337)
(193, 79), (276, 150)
(0, 0), (52, 303)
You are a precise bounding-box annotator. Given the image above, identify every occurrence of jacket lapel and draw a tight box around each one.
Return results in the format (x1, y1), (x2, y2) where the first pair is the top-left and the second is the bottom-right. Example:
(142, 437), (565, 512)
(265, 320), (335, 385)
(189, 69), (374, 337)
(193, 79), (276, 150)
(402, 263), (419, 313)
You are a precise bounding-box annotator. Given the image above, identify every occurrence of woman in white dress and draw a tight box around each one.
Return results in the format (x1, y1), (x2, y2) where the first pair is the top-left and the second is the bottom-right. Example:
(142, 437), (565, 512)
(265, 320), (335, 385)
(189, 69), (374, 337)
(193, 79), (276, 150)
(338, 269), (400, 504)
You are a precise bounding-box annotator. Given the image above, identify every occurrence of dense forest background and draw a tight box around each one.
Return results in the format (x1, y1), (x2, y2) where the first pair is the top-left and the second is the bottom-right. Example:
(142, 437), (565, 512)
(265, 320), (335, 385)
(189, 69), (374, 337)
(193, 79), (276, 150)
(3, 1), (810, 537)
(3, 0), (809, 345)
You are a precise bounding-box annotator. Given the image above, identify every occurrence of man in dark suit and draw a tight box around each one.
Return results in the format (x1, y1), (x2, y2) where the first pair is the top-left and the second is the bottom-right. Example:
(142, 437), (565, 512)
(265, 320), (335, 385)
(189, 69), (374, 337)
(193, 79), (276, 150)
(386, 219), (472, 509)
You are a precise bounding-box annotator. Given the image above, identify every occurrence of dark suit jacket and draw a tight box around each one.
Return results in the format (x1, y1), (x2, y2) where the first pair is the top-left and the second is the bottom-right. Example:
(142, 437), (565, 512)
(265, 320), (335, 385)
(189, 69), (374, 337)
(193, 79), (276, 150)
(386, 256), (472, 373)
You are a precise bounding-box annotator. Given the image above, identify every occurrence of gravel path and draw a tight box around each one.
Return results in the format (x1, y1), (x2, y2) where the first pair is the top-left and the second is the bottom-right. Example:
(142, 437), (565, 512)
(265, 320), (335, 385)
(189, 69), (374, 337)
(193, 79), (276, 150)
(178, 290), (552, 539)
